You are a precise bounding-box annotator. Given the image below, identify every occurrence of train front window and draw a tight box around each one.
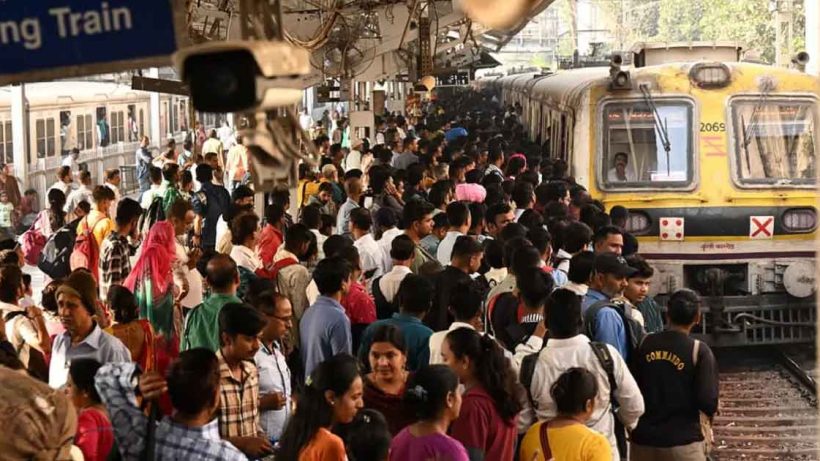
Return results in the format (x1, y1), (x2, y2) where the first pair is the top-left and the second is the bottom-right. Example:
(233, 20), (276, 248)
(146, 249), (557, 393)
(731, 99), (816, 186)
(601, 101), (693, 189)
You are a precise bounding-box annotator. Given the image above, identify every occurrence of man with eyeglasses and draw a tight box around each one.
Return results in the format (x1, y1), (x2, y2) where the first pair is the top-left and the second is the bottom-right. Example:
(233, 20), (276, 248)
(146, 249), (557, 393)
(252, 292), (294, 444)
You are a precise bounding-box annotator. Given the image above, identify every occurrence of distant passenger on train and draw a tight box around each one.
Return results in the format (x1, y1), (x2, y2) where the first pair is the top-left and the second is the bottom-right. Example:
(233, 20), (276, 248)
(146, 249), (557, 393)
(135, 136), (153, 195)
(630, 289), (718, 461)
(607, 152), (636, 183)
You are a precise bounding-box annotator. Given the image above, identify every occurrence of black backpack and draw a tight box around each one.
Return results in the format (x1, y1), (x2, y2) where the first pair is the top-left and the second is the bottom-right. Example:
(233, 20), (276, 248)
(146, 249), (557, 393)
(584, 300), (646, 365)
(520, 341), (617, 408)
(371, 275), (396, 320)
(138, 196), (166, 238)
(37, 219), (80, 280)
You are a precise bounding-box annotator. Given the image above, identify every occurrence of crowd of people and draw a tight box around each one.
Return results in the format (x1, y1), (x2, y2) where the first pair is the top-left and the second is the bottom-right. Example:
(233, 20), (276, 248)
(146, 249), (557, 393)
(0, 89), (719, 461)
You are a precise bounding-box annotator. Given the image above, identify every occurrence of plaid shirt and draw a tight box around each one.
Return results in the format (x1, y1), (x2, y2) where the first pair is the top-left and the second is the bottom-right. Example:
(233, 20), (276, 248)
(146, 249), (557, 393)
(99, 231), (132, 302)
(95, 362), (248, 461)
(217, 350), (262, 439)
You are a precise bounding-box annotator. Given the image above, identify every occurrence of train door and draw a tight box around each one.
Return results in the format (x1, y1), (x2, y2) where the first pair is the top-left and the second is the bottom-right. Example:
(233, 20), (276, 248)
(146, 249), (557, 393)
(96, 106), (110, 147)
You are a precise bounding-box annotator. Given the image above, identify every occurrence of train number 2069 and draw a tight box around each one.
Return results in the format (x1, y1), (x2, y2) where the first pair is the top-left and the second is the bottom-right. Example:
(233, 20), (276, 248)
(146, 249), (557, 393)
(700, 122), (726, 132)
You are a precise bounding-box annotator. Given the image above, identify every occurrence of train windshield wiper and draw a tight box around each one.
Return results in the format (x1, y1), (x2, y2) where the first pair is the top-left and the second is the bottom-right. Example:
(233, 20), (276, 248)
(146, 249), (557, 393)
(639, 84), (672, 176)
(740, 91), (771, 176)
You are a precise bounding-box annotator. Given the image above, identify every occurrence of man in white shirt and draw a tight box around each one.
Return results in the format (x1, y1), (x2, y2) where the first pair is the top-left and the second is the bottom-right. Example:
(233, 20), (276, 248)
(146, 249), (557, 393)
(520, 288), (644, 461)
(343, 137), (364, 172)
(350, 207), (384, 280)
(373, 235), (414, 318)
(64, 170), (93, 217)
(299, 109), (313, 131)
(48, 166), (73, 197)
(253, 293), (294, 442)
(607, 152), (636, 183)
(436, 201), (471, 266)
(167, 199), (203, 311)
(62, 148), (81, 183)
(218, 121), (235, 151)
(104, 168), (122, 220)
(375, 207), (402, 272)
(228, 213), (262, 272)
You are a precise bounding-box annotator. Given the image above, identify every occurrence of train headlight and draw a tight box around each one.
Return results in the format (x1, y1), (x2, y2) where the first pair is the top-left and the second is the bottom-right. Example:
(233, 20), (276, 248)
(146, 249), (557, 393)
(689, 63), (731, 89)
(782, 208), (817, 233)
(625, 211), (651, 235)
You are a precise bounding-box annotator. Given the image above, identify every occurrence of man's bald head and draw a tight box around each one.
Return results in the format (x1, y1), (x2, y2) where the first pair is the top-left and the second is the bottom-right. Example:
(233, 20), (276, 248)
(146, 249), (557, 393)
(206, 254), (239, 293)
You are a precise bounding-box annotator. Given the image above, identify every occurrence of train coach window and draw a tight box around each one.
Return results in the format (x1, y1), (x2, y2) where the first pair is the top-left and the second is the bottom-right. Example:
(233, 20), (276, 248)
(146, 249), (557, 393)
(601, 101), (693, 189)
(731, 99), (816, 186)
(111, 111), (125, 144)
(35, 118), (56, 158)
(76, 115), (93, 151)
(0, 121), (12, 164)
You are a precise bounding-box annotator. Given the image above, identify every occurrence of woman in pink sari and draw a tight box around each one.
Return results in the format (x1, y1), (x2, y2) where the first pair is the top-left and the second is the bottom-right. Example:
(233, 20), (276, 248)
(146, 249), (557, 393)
(124, 221), (178, 413)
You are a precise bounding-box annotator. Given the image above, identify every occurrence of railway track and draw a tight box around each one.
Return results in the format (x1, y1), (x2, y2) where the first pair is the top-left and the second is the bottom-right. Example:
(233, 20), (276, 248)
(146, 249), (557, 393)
(713, 347), (818, 460)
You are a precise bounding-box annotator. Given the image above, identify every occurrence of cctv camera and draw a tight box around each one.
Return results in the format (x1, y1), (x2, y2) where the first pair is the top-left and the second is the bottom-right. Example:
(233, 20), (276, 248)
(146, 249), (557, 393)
(240, 111), (318, 190)
(173, 40), (310, 113)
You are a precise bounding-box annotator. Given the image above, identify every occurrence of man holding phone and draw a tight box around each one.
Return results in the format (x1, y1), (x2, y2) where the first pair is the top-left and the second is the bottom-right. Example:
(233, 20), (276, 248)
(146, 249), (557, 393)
(253, 292), (294, 445)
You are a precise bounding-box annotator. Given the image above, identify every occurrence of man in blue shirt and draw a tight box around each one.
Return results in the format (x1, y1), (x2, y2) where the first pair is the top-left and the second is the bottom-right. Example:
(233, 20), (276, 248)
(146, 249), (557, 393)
(192, 164), (231, 252)
(135, 136), (153, 194)
(299, 256), (353, 378)
(358, 274), (434, 371)
(582, 252), (636, 359)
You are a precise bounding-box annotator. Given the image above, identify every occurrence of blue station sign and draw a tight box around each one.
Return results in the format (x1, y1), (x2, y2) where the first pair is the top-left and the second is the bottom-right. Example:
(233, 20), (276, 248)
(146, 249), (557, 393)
(0, 0), (186, 85)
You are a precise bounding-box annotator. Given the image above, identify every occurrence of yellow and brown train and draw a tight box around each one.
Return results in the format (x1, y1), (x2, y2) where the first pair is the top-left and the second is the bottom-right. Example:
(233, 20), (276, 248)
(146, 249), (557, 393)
(482, 43), (819, 346)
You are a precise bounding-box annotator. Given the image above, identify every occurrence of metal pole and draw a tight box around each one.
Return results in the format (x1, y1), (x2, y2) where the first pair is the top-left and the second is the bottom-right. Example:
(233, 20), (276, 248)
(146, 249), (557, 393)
(807, 0), (820, 75)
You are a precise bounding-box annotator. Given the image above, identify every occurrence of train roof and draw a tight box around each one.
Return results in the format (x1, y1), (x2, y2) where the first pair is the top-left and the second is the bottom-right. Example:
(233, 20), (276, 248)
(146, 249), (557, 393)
(0, 81), (150, 109)
(512, 61), (820, 108)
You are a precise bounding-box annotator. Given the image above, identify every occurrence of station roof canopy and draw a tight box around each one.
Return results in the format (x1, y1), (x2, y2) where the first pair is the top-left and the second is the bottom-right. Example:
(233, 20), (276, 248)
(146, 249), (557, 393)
(185, 0), (554, 82)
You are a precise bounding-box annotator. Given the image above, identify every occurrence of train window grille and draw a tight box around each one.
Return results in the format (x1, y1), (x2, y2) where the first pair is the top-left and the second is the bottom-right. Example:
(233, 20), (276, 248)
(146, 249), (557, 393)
(730, 98), (816, 187)
(76, 115), (93, 151)
(0, 121), (12, 164)
(111, 112), (125, 144)
(36, 118), (56, 158)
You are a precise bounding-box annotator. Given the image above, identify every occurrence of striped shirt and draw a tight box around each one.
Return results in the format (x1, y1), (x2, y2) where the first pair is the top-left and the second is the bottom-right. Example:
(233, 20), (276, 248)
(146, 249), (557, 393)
(217, 350), (262, 439)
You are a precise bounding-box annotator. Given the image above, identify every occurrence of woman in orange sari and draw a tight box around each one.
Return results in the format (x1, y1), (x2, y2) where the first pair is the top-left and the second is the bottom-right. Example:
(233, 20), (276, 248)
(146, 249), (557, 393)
(107, 285), (155, 372)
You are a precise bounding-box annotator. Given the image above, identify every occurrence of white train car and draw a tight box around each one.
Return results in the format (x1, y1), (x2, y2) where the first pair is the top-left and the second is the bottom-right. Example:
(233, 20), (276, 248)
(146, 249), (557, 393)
(0, 81), (213, 204)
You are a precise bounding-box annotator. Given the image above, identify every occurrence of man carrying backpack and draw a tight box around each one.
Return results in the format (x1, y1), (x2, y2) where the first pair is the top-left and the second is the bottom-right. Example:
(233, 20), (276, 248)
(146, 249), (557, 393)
(71, 186), (116, 282)
(582, 252), (644, 362)
(520, 289), (644, 461)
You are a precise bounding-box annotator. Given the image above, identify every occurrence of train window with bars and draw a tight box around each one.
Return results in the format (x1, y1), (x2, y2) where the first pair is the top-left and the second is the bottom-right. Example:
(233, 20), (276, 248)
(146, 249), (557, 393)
(600, 100), (694, 189)
(36, 118), (56, 158)
(172, 100), (179, 133)
(111, 111), (125, 143)
(0, 122), (12, 164)
(731, 98), (816, 186)
(76, 114), (93, 150)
